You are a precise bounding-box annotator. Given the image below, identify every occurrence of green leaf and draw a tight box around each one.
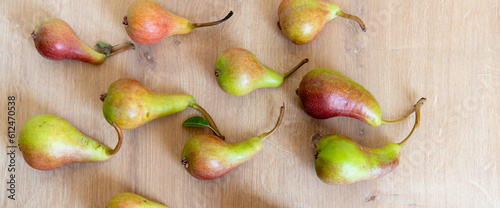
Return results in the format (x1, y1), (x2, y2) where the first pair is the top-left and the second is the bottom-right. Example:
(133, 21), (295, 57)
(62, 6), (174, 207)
(183, 116), (222, 138)
(182, 116), (210, 128)
(94, 41), (112, 56)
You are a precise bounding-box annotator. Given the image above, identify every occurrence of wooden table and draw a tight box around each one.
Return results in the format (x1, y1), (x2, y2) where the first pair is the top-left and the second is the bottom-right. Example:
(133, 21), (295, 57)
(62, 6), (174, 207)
(1, 0), (499, 207)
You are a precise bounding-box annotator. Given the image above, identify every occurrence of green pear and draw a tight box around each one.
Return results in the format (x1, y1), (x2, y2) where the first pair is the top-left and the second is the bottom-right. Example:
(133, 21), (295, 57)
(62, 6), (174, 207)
(107, 193), (168, 208)
(297, 68), (416, 126)
(123, 0), (233, 45)
(101, 79), (221, 136)
(181, 105), (285, 180)
(215, 48), (309, 96)
(315, 98), (425, 185)
(19, 114), (123, 170)
(32, 18), (134, 64)
(277, 0), (366, 45)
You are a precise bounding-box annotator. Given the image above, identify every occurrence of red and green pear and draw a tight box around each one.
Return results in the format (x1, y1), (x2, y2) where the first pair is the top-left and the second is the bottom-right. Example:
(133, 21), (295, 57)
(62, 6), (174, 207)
(106, 193), (168, 208)
(277, 0), (366, 45)
(101, 79), (220, 134)
(215, 48), (308, 96)
(181, 105), (285, 180)
(19, 114), (123, 170)
(123, 0), (233, 45)
(297, 68), (415, 126)
(315, 98), (425, 185)
(32, 18), (134, 64)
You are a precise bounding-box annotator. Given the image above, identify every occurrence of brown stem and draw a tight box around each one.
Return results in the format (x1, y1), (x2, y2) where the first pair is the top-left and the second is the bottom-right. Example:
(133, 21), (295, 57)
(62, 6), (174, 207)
(381, 97), (427, 125)
(381, 111), (414, 125)
(398, 98), (426, 148)
(106, 42), (135, 58)
(336, 11), (367, 32)
(191, 11), (233, 28)
(190, 103), (224, 140)
(258, 104), (286, 141)
(282, 58), (309, 79)
(107, 122), (123, 156)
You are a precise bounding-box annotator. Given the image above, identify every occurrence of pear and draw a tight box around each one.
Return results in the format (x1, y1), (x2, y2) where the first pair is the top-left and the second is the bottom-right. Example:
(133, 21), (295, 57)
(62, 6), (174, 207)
(123, 0), (233, 45)
(277, 0), (366, 45)
(315, 98), (425, 185)
(297, 68), (415, 126)
(107, 193), (168, 208)
(19, 114), (123, 170)
(181, 105), (285, 180)
(31, 18), (134, 64)
(101, 79), (221, 136)
(215, 48), (309, 96)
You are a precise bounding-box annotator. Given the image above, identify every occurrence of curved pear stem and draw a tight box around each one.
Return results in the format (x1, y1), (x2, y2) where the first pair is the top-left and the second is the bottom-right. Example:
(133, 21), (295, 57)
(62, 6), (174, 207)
(258, 104), (286, 141)
(191, 11), (234, 28)
(381, 111), (414, 125)
(282, 59), (309, 79)
(398, 98), (426, 148)
(336, 11), (367, 32)
(106, 42), (135, 58)
(107, 122), (124, 156)
(381, 97), (428, 125)
(190, 103), (224, 140)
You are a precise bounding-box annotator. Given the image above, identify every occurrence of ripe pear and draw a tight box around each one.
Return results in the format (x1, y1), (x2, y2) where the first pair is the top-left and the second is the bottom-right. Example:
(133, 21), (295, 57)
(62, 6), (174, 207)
(107, 193), (168, 208)
(101, 79), (221, 136)
(297, 68), (415, 126)
(31, 18), (134, 64)
(181, 105), (285, 180)
(19, 114), (123, 170)
(215, 48), (309, 96)
(123, 0), (233, 45)
(315, 98), (425, 185)
(277, 0), (366, 45)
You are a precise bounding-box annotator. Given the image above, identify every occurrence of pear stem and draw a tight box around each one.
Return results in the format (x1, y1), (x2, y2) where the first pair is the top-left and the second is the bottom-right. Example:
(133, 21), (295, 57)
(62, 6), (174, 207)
(381, 111), (414, 125)
(191, 11), (234, 28)
(106, 42), (135, 58)
(258, 104), (286, 141)
(398, 98), (426, 148)
(107, 122), (123, 156)
(336, 11), (367, 32)
(381, 97), (428, 125)
(282, 59), (309, 79)
(191, 103), (224, 140)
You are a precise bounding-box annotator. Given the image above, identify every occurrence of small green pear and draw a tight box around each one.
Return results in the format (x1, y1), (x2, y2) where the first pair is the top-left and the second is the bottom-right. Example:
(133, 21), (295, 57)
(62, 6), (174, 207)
(215, 48), (309, 96)
(19, 114), (123, 170)
(101, 79), (221, 136)
(181, 105), (285, 180)
(277, 0), (366, 45)
(315, 98), (425, 185)
(106, 193), (168, 208)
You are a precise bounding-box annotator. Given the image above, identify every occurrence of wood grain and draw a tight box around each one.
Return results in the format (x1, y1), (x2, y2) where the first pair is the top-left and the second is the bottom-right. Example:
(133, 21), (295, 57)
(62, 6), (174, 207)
(1, 0), (499, 207)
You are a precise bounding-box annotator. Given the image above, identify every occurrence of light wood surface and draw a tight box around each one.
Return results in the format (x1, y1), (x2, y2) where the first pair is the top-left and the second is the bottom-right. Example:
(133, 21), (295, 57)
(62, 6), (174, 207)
(1, 0), (499, 207)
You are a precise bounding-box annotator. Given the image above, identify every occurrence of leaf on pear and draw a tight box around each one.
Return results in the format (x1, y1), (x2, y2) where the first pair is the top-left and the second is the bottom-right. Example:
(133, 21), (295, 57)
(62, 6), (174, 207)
(94, 41), (112, 56)
(182, 116), (211, 128)
(183, 116), (223, 139)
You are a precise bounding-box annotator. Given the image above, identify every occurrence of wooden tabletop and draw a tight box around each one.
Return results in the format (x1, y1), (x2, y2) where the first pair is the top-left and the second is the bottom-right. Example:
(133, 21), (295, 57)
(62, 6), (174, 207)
(1, 0), (499, 207)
